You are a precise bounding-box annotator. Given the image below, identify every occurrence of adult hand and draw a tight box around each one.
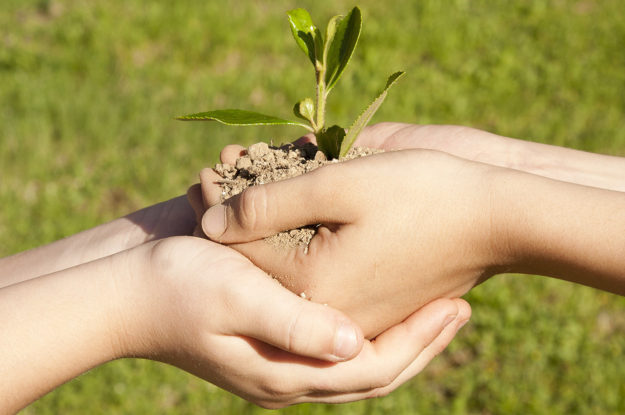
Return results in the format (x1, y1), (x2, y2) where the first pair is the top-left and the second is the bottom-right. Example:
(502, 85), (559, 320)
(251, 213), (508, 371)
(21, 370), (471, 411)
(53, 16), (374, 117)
(194, 149), (491, 338)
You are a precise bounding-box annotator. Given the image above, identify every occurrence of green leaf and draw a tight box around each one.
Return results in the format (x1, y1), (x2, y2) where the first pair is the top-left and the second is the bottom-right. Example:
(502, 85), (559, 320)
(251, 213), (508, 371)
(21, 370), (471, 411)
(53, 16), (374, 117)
(287, 8), (323, 65)
(324, 7), (362, 92)
(176, 109), (312, 130)
(323, 14), (342, 63)
(340, 71), (405, 157)
(316, 125), (345, 160)
(293, 98), (315, 125)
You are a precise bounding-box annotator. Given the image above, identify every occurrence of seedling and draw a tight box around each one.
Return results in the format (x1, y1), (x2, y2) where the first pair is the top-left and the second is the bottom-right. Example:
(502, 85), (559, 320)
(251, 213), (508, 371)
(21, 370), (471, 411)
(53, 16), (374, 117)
(176, 6), (404, 160)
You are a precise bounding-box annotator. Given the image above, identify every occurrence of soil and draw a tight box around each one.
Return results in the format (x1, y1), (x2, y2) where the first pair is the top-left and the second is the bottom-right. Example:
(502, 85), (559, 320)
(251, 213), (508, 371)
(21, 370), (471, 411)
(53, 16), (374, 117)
(213, 142), (380, 249)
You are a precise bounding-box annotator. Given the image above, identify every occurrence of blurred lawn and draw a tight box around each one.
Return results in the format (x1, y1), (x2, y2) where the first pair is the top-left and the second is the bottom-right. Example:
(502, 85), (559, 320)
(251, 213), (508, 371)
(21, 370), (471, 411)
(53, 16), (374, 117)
(1, 0), (624, 414)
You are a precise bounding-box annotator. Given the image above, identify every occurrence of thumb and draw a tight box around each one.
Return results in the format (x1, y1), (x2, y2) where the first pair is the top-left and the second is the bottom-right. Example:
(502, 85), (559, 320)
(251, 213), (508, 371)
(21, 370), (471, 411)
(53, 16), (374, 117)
(201, 166), (352, 243)
(232, 272), (364, 362)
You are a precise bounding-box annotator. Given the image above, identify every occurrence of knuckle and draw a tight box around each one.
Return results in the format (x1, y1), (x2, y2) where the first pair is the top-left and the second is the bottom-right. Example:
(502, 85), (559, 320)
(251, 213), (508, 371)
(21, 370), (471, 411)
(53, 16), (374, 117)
(286, 302), (307, 353)
(368, 386), (393, 399)
(236, 186), (268, 234)
(148, 237), (184, 275)
(257, 377), (292, 399)
(371, 367), (396, 390)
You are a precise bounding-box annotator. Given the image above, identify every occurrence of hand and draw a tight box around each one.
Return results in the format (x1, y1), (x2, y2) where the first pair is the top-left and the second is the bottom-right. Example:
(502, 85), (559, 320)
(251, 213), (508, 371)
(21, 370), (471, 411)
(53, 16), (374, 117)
(117, 237), (471, 408)
(1, 234), (471, 412)
(194, 149), (493, 338)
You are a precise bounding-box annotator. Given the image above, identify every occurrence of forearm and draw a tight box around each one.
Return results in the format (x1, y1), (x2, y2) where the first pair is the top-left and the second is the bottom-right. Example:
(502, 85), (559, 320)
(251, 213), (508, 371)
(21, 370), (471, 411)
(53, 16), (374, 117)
(503, 135), (625, 192)
(495, 169), (625, 293)
(0, 195), (195, 288)
(369, 123), (625, 192)
(0, 250), (141, 413)
(441, 126), (625, 191)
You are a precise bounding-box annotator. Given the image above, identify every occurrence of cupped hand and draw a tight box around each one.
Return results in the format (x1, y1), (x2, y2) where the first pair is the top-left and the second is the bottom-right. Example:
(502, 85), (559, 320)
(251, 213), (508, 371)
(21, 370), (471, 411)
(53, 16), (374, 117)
(193, 148), (496, 338)
(123, 236), (470, 408)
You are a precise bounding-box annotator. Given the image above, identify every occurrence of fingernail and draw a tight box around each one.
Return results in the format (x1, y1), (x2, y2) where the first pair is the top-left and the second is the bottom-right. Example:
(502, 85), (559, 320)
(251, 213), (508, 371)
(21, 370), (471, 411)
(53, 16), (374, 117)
(202, 204), (226, 239)
(443, 314), (457, 328)
(333, 321), (359, 360)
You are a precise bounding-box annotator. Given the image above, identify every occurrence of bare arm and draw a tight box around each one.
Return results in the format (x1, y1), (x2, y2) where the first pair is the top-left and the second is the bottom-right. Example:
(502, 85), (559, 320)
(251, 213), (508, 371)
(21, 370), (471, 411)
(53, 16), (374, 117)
(0, 251), (130, 412)
(0, 195), (196, 288)
(355, 122), (625, 192)
(495, 167), (625, 293)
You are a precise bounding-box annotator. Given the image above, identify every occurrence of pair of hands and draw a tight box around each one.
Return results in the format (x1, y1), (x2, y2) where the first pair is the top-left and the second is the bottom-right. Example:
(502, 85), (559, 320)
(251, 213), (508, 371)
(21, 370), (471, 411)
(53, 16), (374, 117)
(8, 122), (622, 412)
(0, 177), (469, 413)
(108, 126), (474, 407)
(182, 121), (625, 406)
(145, 124), (488, 407)
(103, 122), (625, 408)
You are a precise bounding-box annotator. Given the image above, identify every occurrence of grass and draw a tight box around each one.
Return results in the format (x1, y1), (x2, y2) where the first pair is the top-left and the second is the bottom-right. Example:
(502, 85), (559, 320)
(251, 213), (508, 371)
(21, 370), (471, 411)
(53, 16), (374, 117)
(1, 0), (624, 413)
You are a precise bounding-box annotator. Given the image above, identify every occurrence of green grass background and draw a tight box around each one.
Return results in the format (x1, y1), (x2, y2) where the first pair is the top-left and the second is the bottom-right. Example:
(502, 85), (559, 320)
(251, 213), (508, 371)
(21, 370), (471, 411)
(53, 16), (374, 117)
(2, 0), (624, 413)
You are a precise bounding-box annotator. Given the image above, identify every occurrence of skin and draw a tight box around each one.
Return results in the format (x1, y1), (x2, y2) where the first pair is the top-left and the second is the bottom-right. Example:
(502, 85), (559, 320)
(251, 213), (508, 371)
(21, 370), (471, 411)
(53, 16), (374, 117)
(354, 122), (625, 192)
(194, 123), (625, 338)
(0, 196), (197, 288)
(0, 195), (470, 413)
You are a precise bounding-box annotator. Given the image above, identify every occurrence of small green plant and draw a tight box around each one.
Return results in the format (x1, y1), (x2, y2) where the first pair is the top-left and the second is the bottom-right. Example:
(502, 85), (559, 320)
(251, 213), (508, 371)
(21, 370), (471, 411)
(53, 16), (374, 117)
(176, 6), (404, 159)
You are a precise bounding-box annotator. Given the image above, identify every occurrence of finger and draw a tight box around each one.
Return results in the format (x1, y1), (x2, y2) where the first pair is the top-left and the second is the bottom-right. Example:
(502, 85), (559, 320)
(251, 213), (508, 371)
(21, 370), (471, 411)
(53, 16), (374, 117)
(212, 297), (458, 407)
(347, 297), (460, 387)
(199, 167), (224, 207)
(227, 264), (364, 362)
(310, 299), (467, 404)
(298, 303), (468, 405)
(365, 298), (471, 399)
(266, 297), (460, 398)
(186, 183), (204, 225)
(351, 122), (413, 150)
(187, 184), (208, 238)
(200, 165), (356, 243)
(220, 144), (246, 165)
(211, 298), (461, 407)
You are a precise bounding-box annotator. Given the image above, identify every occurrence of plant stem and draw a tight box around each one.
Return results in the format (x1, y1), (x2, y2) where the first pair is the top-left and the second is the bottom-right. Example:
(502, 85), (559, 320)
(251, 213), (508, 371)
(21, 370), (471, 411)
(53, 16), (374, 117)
(315, 63), (326, 134)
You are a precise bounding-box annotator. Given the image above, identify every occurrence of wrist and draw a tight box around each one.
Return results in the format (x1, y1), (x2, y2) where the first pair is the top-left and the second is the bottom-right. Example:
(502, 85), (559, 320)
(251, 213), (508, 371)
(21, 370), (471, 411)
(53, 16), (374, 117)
(0, 255), (145, 411)
(488, 168), (530, 272)
(110, 237), (207, 361)
(106, 242), (171, 360)
(506, 137), (625, 192)
(490, 167), (625, 292)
